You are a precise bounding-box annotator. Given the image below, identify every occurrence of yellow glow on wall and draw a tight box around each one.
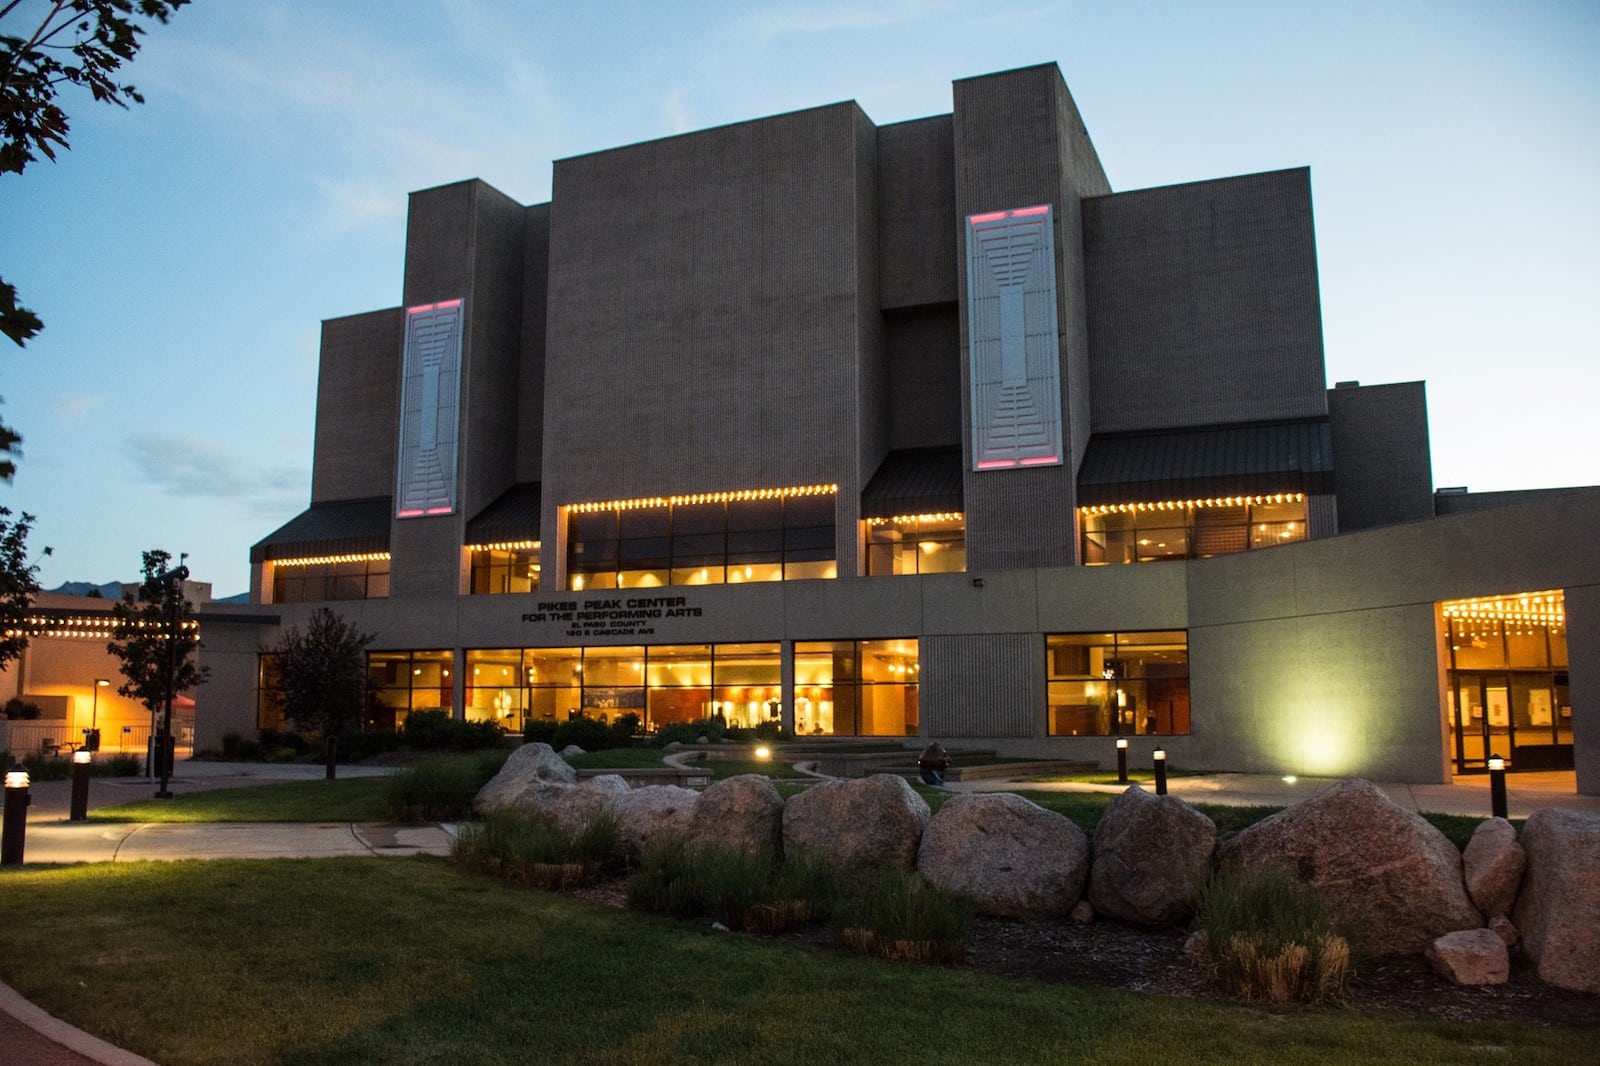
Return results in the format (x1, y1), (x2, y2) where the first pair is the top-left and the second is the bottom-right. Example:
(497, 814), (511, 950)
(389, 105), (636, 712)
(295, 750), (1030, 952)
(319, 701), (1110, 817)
(1079, 493), (1304, 517)
(566, 484), (838, 514)
(272, 552), (391, 568)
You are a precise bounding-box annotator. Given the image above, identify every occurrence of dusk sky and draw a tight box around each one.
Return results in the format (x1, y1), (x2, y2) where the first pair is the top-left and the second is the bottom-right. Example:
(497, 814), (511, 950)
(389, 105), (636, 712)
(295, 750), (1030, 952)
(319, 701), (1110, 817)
(3, 0), (1596, 598)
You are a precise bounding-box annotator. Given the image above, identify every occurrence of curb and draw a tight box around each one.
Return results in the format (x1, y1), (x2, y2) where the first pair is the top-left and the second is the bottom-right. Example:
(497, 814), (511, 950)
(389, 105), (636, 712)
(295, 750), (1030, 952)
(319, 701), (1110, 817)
(0, 978), (158, 1066)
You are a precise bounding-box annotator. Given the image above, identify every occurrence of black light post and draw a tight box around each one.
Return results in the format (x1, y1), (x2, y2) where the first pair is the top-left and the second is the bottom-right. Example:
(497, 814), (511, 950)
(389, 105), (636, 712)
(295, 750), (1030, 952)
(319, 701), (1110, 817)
(69, 750), (93, 821)
(1488, 754), (1508, 820)
(1115, 737), (1129, 784)
(1153, 747), (1168, 796)
(3, 762), (30, 865)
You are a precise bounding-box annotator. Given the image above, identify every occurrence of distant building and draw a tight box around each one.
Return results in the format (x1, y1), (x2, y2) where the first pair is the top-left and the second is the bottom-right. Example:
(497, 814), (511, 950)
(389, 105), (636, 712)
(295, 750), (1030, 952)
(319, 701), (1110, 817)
(197, 63), (1599, 793)
(1, 583), (211, 758)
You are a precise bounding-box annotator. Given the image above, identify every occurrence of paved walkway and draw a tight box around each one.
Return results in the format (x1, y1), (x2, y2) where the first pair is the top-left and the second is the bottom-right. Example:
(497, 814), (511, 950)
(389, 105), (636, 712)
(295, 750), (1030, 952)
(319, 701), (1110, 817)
(2, 760), (1597, 1063)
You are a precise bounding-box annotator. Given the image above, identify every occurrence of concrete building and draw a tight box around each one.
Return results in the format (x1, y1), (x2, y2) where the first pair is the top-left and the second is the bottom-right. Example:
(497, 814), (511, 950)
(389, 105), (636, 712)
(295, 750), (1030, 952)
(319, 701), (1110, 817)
(197, 64), (1600, 794)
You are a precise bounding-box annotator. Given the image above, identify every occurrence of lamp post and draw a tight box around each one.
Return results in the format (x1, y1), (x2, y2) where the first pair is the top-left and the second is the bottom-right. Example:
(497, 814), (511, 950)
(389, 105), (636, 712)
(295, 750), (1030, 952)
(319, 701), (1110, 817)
(1115, 737), (1129, 784)
(3, 762), (30, 865)
(1488, 754), (1508, 819)
(1153, 747), (1168, 796)
(70, 749), (93, 821)
(87, 677), (109, 752)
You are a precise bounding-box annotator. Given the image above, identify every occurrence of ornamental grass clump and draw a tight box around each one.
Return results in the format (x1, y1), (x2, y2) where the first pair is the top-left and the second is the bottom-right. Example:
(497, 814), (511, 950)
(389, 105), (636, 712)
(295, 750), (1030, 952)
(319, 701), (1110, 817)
(838, 867), (973, 964)
(1193, 864), (1352, 1004)
(384, 756), (489, 822)
(453, 810), (621, 889)
(627, 839), (836, 933)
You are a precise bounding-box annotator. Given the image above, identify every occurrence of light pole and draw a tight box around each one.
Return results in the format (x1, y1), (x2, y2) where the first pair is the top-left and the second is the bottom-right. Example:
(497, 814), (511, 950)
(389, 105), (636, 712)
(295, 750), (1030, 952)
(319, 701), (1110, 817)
(88, 677), (109, 751)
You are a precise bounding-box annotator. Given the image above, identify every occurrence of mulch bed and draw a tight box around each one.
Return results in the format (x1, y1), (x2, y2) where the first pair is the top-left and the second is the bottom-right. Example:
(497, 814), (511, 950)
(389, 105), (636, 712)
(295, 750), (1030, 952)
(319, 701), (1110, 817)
(570, 874), (1600, 1028)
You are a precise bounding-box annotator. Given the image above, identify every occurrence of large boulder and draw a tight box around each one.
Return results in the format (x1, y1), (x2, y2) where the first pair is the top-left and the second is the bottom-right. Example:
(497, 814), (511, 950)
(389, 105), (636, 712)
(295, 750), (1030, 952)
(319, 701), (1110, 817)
(612, 784), (700, 859)
(917, 792), (1089, 918)
(686, 775), (785, 857)
(1463, 817), (1525, 919)
(545, 774), (631, 835)
(1427, 928), (1510, 986)
(1215, 779), (1480, 956)
(1088, 785), (1216, 926)
(1513, 807), (1600, 994)
(783, 774), (930, 888)
(472, 742), (579, 816)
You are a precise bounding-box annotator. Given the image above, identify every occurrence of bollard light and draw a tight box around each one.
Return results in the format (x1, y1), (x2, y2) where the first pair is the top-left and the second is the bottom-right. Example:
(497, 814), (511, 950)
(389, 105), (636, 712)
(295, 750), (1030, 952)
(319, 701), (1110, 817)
(754, 745), (771, 761)
(1115, 737), (1129, 784)
(3, 761), (30, 865)
(70, 749), (94, 822)
(1488, 754), (1508, 820)
(1152, 747), (1168, 796)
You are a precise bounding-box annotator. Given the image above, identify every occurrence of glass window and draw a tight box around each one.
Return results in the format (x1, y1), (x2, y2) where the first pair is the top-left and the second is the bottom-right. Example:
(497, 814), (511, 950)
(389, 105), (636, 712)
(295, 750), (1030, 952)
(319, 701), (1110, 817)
(864, 514), (965, 575)
(794, 639), (918, 737)
(257, 653), (286, 731)
(469, 545), (541, 595)
(568, 491), (837, 588)
(1046, 632), (1189, 736)
(1080, 496), (1307, 565)
(712, 643), (782, 729)
(270, 556), (390, 603)
(465, 649), (523, 732)
(366, 650), (455, 732)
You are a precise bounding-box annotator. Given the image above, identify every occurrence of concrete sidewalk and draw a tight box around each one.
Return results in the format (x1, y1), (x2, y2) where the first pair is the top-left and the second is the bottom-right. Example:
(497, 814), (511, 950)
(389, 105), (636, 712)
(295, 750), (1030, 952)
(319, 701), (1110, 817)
(944, 768), (1600, 820)
(16, 820), (455, 864)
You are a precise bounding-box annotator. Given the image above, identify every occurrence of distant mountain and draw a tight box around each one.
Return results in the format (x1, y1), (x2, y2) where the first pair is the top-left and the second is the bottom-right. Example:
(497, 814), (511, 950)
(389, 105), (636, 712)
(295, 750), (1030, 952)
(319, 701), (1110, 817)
(49, 581), (123, 598)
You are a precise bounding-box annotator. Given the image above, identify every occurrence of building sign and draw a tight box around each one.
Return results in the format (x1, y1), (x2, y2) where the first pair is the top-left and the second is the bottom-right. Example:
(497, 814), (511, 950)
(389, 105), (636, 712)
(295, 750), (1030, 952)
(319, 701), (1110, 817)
(396, 299), (463, 517)
(966, 206), (1064, 470)
(522, 595), (705, 640)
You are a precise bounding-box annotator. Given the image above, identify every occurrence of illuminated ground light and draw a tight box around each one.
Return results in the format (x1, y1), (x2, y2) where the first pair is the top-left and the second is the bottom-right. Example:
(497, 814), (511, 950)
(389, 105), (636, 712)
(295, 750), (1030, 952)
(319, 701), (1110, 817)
(754, 746), (771, 760)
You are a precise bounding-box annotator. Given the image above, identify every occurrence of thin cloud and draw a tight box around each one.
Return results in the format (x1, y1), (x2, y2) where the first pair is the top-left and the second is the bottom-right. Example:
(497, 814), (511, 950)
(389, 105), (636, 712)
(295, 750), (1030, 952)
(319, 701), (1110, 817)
(123, 430), (307, 515)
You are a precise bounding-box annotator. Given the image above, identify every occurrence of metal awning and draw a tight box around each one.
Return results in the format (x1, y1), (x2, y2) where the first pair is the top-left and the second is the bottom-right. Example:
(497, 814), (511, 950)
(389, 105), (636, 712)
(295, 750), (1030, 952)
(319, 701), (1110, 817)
(465, 483), (543, 545)
(862, 447), (964, 519)
(250, 498), (391, 563)
(1077, 420), (1334, 506)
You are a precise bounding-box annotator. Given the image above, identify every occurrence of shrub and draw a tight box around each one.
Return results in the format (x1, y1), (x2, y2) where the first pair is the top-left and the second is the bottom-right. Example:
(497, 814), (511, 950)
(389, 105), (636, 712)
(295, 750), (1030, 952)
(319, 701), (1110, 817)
(220, 733), (244, 759)
(454, 810), (621, 888)
(4, 698), (43, 720)
(1192, 864), (1353, 1004)
(258, 728), (310, 756)
(608, 712), (641, 745)
(552, 716), (609, 752)
(836, 867), (973, 963)
(384, 759), (480, 822)
(627, 839), (836, 934)
(523, 719), (559, 745)
(332, 730), (401, 762)
(653, 717), (728, 747)
(399, 709), (507, 751)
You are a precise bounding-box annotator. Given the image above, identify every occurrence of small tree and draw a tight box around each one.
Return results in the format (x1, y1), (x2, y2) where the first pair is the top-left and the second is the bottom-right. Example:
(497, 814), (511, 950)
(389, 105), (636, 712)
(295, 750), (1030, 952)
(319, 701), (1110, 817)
(268, 608), (375, 780)
(0, 507), (49, 671)
(107, 549), (208, 776)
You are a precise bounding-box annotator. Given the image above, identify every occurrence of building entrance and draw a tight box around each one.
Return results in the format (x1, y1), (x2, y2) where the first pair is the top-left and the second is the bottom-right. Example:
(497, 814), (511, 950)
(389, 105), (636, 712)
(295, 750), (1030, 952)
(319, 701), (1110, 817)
(1443, 591), (1570, 773)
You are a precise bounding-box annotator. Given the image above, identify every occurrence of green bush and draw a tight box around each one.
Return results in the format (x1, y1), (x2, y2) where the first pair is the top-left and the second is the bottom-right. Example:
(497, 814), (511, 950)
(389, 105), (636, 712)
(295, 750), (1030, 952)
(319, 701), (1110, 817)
(258, 728), (310, 755)
(400, 709), (507, 751)
(17, 752), (142, 780)
(837, 867), (973, 963)
(4, 697), (43, 720)
(627, 839), (836, 933)
(1193, 864), (1353, 1004)
(653, 717), (727, 747)
(332, 730), (401, 762)
(609, 712), (641, 745)
(523, 719), (559, 745)
(454, 809), (622, 888)
(385, 758), (484, 822)
(552, 716), (609, 752)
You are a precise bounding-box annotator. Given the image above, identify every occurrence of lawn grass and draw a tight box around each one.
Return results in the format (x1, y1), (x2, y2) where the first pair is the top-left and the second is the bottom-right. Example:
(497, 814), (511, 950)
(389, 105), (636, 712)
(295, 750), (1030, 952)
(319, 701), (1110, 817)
(91, 777), (393, 823)
(0, 859), (1587, 1066)
(563, 748), (673, 771)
